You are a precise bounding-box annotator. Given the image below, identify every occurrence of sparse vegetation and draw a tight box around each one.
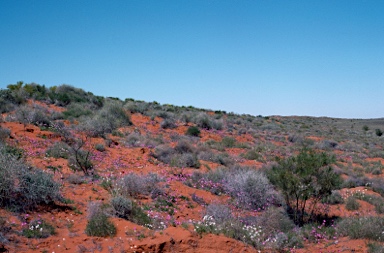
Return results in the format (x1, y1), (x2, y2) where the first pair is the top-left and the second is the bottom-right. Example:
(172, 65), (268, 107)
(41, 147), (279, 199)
(1, 83), (384, 252)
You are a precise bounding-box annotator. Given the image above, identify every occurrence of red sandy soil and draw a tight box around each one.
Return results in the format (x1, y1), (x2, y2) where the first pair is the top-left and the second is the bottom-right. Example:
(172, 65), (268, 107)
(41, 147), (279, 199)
(0, 110), (375, 253)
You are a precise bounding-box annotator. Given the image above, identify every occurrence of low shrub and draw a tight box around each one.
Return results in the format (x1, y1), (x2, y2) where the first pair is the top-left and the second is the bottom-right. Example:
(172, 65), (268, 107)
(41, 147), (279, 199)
(0, 145), (63, 211)
(85, 202), (116, 237)
(322, 191), (344, 205)
(114, 172), (162, 198)
(45, 141), (71, 159)
(66, 174), (85, 185)
(68, 148), (94, 176)
(0, 127), (10, 142)
(338, 217), (384, 241)
(152, 141), (200, 168)
(225, 167), (279, 210)
(22, 219), (55, 238)
(160, 118), (177, 129)
(95, 143), (105, 152)
(345, 196), (360, 211)
(111, 195), (133, 219)
(186, 126), (200, 137)
(194, 113), (223, 130)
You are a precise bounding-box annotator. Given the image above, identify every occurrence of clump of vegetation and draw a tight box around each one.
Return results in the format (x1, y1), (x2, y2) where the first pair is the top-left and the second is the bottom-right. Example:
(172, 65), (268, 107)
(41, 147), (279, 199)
(22, 218), (56, 238)
(267, 149), (342, 225)
(45, 141), (71, 159)
(186, 126), (201, 137)
(85, 202), (116, 237)
(152, 140), (200, 168)
(0, 144), (63, 211)
(338, 216), (384, 241)
(95, 143), (105, 152)
(345, 196), (360, 211)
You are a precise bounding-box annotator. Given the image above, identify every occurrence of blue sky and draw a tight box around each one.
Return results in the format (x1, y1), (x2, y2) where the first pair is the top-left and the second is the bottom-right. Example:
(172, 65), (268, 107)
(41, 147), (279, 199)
(1, 1), (383, 118)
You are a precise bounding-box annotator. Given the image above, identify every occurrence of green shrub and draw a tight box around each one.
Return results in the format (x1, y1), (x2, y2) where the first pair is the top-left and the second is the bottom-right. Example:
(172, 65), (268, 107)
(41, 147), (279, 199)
(62, 103), (93, 119)
(95, 143), (105, 152)
(322, 191), (344, 205)
(375, 129), (383, 137)
(338, 217), (384, 241)
(186, 126), (200, 137)
(45, 142), (71, 159)
(221, 137), (236, 148)
(85, 202), (116, 237)
(22, 219), (55, 238)
(367, 242), (384, 253)
(267, 149), (342, 225)
(345, 196), (360, 211)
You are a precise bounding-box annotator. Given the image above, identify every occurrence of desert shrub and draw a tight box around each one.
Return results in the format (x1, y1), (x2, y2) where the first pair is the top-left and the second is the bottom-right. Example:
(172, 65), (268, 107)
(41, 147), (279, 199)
(205, 203), (233, 224)
(288, 134), (303, 143)
(19, 169), (62, 209)
(85, 202), (116, 237)
(214, 153), (234, 166)
(45, 141), (71, 159)
(221, 136), (237, 148)
(29, 105), (52, 127)
(14, 105), (34, 129)
(256, 207), (295, 235)
(170, 153), (200, 168)
(338, 217), (384, 241)
(62, 102), (93, 119)
(152, 141), (200, 168)
(354, 193), (384, 214)
(371, 178), (384, 197)
(160, 118), (177, 129)
(22, 218), (55, 238)
(345, 196), (360, 211)
(225, 167), (278, 210)
(0, 149), (20, 208)
(194, 113), (223, 130)
(95, 143), (105, 152)
(367, 242), (384, 253)
(111, 194), (152, 226)
(341, 176), (370, 188)
(318, 140), (338, 150)
(152, 145), (175, 164)
(175, 140), (195, 153)
(375, 129), (383, 137)
(322, 191), (344, 204)
(68, 149), (94, 175)
(0, 145), (62, 211)
(66, 174), (85, 185)
(51, 84), (103, 107)
(195, 206), (300, 250)
(186, 126), (200, 137)
(114, 173), (162, 198)
(80, 100), (131, 137)
(111, 195), (133, 219)
(267, 148), (342, 225)
(125, 132), (144, 147)
(0, 89), (17, 113)
(241, 148), (263, 161)
(0, 127), (10, 142)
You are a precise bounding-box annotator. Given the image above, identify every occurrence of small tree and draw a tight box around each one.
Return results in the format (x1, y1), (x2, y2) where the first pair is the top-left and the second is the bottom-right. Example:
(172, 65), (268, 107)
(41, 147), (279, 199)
(267, 149), (342, 225)
(375, 129), (383, 137)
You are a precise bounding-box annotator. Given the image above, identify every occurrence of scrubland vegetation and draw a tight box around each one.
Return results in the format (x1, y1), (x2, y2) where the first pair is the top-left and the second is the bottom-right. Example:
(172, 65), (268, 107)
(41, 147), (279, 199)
(0, 81), (383, 252)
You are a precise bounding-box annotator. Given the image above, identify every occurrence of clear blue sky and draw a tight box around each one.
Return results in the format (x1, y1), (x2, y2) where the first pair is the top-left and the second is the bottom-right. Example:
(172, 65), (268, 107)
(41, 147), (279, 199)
(1, 1), (383, 118)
